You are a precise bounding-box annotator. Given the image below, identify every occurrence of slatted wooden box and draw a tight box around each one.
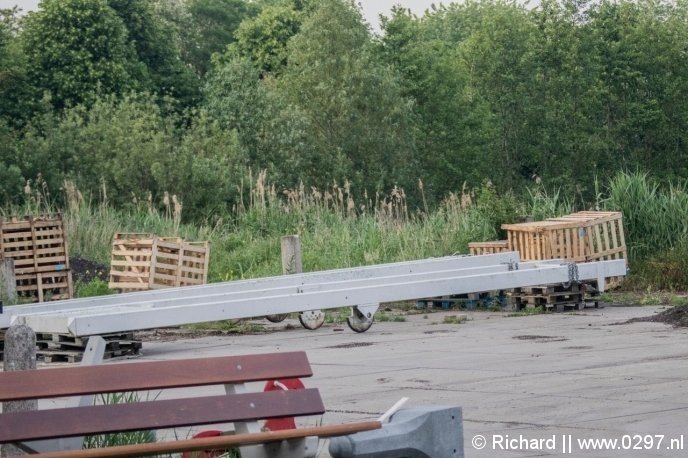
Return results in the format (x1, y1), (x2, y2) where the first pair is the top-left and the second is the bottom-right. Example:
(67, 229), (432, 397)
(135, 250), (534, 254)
(468, 240), (509, 256)
(0, 214), (73, 302)
(109, 233), (210, 292)
(501, 211), (626, 262)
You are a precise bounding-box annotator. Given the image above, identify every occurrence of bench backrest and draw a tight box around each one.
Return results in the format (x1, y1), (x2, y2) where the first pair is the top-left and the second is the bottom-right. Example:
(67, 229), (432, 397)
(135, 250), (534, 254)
(0, 351), (325, 444)
(0, 352), (312, 400)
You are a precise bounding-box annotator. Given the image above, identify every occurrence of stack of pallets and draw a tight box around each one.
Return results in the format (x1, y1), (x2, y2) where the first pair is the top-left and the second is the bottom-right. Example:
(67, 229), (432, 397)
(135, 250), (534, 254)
(508, 283), (590, 312)
(416, 291), (507, 310)
(0, 214), (73, 302)
(108, 233), (210, 292)
(462, 211), (626, 312)
(35, 332), (142, 363)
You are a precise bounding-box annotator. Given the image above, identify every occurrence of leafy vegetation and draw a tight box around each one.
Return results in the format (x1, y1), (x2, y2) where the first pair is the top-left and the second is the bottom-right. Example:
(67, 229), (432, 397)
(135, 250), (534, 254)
(75, 279), (115, 298)
(1, 0), (688, 289)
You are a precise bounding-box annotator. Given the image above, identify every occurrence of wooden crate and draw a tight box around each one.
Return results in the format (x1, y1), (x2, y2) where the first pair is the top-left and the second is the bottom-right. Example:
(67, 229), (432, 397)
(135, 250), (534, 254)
(149, 238), (210, 289)
(0, 214), (73, 302)
(468, 240), (509, 256)
(109, 233), (210, 292)
(108, 233), (155, 292)
(501, 211), (626, 262)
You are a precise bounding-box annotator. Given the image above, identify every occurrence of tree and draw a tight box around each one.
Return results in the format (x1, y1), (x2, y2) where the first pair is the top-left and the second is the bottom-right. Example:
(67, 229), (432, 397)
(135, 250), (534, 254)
(153, 109), (248, 219)
(185, 0), (257, 77)
(278, 0), (417, 192)
(379, 6), (493, 201)
(0, 7), (35, 123)
(107, 0), (200, 106)
(21, 0), (138, 110)
(232, 2), (303, 77)
(204, 55), (317, 186)
(586, 0), (688, 181)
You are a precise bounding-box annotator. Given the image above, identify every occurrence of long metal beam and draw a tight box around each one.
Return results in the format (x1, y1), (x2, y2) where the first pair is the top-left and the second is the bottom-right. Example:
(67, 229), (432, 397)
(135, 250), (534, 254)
(13, 259), (626, 336)
(1, 252), (520, 328)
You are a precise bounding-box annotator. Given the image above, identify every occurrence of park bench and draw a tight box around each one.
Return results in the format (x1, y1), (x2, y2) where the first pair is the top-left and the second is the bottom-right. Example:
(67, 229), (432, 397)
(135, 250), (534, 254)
(0, 350), (380, 458)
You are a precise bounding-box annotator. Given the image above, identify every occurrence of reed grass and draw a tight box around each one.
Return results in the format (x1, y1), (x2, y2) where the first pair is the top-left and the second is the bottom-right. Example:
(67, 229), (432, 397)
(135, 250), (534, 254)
(10, 169), (688, 289)
(55, 171), (507, 282)
(606, 171), (688, 260)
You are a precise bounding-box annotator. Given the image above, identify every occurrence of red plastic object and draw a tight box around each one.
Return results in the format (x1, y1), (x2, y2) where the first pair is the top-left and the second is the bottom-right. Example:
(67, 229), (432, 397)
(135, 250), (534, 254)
(181, 430), (227, 458)
(263, 378), (305, 431)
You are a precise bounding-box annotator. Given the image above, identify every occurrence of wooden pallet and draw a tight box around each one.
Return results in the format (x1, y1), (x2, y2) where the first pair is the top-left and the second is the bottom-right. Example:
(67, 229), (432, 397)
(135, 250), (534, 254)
(509, 280), (606, 312)
(511, 293), (584, 307)
(108, 233), (155, 292)
(15, 270), (72, 302)
(511, 283), (584, 296)
(0, 214), (73, 302)
(34, 332), (142, 363)
(468, 240), (509, 256)
(0, 215), (70, 274)
(109, 233), (210, 292)
(36, 347), (142, 363)
(417, 290), (507, 310)
(501, 211), (626, 262)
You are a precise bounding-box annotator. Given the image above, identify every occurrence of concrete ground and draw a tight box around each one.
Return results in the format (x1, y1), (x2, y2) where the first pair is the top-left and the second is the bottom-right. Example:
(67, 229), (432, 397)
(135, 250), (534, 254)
(124, 305), (688, 456)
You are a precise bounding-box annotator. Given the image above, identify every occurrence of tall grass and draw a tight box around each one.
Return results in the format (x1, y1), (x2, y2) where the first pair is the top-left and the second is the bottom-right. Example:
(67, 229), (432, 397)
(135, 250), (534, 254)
(62, 180), (218, 265)
(525, 186), (574, 221)
(16, 169), (688, 289)
(606, 171), (688, 260)
(56, 172), (507, 282)
(605, 171), (688, 289)
(211, 173), (506, 279)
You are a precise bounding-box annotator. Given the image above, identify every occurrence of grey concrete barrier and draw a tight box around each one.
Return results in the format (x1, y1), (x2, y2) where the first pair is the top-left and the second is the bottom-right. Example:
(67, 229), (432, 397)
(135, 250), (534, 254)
(329, 406), (464, 458)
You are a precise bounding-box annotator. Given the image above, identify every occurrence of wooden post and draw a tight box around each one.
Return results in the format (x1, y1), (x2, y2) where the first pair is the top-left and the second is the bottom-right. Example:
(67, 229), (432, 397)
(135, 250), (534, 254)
(0, 258), (16, 305)
(265, 236), (303, 323)
(280, 235), (303, 275)
(2, 324), (37, 457)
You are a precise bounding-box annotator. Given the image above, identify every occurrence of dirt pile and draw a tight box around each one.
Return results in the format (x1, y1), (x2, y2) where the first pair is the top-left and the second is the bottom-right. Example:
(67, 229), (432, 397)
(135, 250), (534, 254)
(70, 257), (109, 284)
(627, 304), (688, 327)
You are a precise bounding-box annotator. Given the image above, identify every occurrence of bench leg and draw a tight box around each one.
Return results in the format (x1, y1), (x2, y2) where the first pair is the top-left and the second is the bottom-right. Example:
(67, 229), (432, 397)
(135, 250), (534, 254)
(15, 336), (107, 454)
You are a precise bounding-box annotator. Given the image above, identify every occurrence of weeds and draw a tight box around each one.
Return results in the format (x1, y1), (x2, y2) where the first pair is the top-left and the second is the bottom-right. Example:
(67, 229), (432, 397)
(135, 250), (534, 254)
(324, 309), (350, 324)
(184, 320), (266, 333)
(376, 312), (407, 322)
(83, 392), (157, 449)
(442, 315), (467, 324)
(506, 306), (547, 317)
(75, 279), (115, 298)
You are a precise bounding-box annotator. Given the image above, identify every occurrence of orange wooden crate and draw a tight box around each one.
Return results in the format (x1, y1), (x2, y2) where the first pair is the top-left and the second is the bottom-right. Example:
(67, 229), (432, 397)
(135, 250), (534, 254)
(501, 211), (626, 262)
(468, 240), (509, 256)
